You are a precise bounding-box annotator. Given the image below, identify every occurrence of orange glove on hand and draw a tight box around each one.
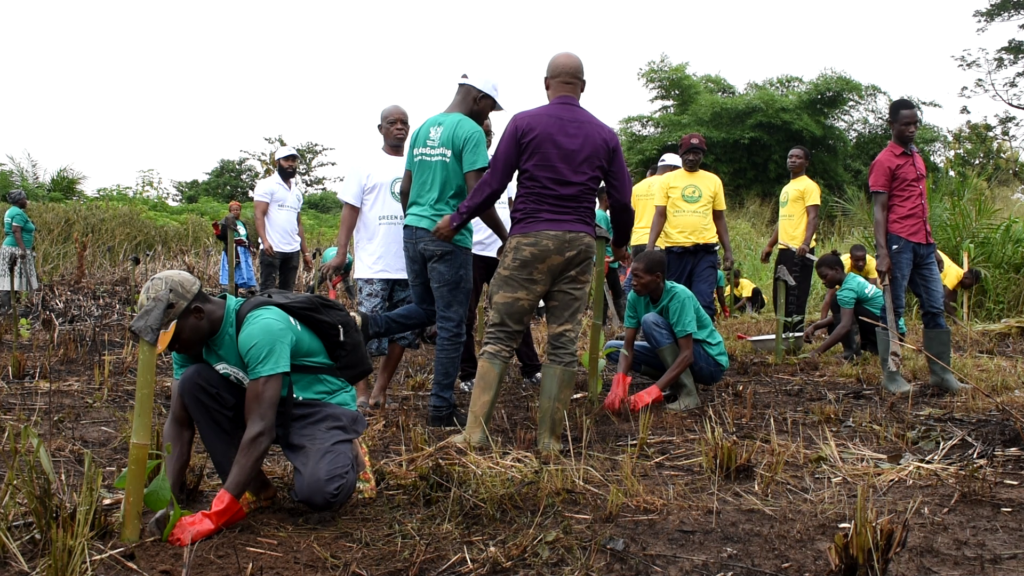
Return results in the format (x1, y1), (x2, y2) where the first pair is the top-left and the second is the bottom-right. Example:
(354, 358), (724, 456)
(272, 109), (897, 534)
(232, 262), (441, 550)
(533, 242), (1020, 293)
(627, 385), (665, 412)
(603, 373), (631, 412)
(168, 489), (245, 547)
(723, 305), (730, 319)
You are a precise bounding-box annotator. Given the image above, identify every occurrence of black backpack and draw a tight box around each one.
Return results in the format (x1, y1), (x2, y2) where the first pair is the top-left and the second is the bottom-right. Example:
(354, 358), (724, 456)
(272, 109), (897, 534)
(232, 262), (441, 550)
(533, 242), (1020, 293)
(235, 290), (373, 385)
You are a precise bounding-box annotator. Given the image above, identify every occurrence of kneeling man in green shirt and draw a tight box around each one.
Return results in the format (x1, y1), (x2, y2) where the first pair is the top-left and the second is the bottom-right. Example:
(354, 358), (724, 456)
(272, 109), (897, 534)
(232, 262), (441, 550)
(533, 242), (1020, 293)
(136, 271), (368, 546)
(603, 250), (729, 412)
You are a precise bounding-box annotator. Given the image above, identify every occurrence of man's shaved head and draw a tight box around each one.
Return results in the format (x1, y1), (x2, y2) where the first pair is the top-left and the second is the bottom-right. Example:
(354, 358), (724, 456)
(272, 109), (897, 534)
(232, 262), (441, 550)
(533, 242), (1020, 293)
(380, 105), (407, 124)
(544, 52), (586, 101)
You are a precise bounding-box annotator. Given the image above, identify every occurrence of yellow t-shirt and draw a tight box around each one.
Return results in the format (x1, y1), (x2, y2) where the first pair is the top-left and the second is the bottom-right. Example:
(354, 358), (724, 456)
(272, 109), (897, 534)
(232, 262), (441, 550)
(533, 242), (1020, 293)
(654, 169), (726, 246)
(777, 175), (821, 248)
(938, 251), (964, 291)
(840, 253), (878, 281)
(725, 278), (757, 299)
(630, 175), (666, 248)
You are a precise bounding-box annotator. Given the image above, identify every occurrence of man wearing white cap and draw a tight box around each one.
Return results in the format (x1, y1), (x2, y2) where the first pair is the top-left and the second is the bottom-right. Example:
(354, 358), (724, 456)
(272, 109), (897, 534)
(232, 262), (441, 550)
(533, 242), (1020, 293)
(254, 146), (314, 292)
(354, 74), (507, 428)
(623, 152), (681, 294)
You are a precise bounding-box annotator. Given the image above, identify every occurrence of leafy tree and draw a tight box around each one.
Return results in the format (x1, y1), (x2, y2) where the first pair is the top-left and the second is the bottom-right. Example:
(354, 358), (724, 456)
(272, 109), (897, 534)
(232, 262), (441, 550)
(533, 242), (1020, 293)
(947, 112), (1024, 182)
(133, 169), (174, 202)
(202, 158), (259, 204)
(240, 136), (341, 195)
(956, 0), (1024, 112)
(173, 179), (203, 205)
(303, 190), (342, 214)
(2, 152), (87, 202)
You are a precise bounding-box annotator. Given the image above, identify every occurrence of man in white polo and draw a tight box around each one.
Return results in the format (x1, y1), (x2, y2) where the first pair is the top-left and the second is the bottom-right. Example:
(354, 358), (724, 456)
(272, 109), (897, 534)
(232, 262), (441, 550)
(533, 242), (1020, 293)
(254, 145), (314, 292)
(323, 105), (420, 410)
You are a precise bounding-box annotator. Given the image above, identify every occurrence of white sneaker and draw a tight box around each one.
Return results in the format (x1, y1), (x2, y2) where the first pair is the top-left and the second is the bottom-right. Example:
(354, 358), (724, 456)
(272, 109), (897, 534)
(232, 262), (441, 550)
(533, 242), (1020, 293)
(459, 379), (474, 393)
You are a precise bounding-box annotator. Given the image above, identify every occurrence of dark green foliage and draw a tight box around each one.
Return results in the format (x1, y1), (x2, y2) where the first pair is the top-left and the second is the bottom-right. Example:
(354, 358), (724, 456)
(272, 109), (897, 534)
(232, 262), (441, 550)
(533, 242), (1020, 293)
(303, 190), (342, 214)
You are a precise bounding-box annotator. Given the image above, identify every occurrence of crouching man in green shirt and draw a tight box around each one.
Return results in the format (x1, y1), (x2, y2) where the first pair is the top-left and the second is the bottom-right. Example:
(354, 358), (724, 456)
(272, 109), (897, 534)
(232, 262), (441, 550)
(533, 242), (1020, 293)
(136, 271), (367, 547)
(602, 250), (729, 412)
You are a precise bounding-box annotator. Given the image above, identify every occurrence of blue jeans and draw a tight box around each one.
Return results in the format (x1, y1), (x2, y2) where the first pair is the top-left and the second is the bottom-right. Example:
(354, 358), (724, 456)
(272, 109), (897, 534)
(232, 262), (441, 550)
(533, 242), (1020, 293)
(880, 233), (947, 330)
(603, 312), (724, 386)
(665, 245), (718, 320)
(366, 226), (472, 416)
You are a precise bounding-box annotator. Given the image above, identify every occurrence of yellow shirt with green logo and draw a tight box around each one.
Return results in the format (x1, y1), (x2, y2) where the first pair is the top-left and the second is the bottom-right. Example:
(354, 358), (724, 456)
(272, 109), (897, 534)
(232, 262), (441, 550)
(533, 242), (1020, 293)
(777, 175), (821, 248)
(654, 169), (726, 246)
(840, 253), (878, 281)
(938, 251), (964, 290)
(725, 278), (757, 299)
(630, 175), (666, 248)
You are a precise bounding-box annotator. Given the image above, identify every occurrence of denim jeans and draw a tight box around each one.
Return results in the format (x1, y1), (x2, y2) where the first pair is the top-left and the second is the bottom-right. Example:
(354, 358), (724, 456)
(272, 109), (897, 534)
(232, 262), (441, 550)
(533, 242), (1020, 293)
(603, 312), (724, 385)
(880, 233), (947, 330)
(665, 245), (719, 320)
(366, 226), (472, 416)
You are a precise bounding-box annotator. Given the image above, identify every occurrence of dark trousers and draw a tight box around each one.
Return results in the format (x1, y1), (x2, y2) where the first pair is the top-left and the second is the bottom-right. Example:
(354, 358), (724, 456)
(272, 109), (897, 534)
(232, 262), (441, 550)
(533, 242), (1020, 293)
(602, 267), (626, 325)
(460, 253), (541, 381)
(665, 245), (719, 319)
(827, 299), (880, 355)
(177, 364), (365, 512)
(731, 287), (766, 313)
(259, 250), (301, 292)
(773, 248), (815, 332)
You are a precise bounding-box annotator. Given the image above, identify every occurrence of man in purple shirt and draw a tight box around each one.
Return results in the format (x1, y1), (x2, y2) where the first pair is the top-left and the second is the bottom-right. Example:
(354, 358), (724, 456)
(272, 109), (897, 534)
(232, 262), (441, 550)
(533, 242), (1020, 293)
(434, 52), (634, 453)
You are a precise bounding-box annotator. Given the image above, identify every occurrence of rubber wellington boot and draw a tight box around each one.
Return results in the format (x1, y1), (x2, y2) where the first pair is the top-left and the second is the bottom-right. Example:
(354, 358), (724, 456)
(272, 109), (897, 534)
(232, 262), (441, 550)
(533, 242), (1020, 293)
(452, 359), (509, 448)
(875, 328), (911, 394)
(655, 345), (701, 411)
(537, 364), (576, 454)
(923, 328), (968, 393)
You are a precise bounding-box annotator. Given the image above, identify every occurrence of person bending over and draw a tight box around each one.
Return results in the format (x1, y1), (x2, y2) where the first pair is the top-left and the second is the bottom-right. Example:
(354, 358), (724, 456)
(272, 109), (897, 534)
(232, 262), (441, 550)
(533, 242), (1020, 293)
(803, 251), (883, 360)
(726, 268), (766, 314)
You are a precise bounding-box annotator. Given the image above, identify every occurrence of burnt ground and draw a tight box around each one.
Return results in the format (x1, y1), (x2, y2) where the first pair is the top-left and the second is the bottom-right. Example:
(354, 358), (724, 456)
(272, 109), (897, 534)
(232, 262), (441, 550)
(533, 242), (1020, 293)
(2, 281), (1024, 576)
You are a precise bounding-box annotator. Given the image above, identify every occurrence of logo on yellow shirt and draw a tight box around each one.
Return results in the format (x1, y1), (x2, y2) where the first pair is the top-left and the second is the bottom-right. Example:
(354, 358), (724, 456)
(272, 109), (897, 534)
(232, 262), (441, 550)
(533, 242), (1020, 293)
(681, 184), (703, 204)
(780, 190), (789, 209)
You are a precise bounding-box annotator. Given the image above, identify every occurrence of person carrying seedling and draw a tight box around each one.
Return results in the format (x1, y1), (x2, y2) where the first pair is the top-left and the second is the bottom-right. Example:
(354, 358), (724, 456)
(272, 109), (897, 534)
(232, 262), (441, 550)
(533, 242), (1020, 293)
(646, 133), (733, 320)
(135, 271), (374, 546)
(214, 201), (257, 295)
(802, 251), (882, 360)
(870, 98), (965, 394)
(725, 268), (766, 314)
(602, 250), (728, 412)
(819, 244), (878, 321)
(432, 53), (633, 452)
(760, 145), (820, 332)
(936, 249), (981, 317)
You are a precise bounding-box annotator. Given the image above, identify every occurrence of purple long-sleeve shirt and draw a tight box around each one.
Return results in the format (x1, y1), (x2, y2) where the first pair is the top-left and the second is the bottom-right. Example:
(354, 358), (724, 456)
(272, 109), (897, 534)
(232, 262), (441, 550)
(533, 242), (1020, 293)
(450, 95), (634, 248)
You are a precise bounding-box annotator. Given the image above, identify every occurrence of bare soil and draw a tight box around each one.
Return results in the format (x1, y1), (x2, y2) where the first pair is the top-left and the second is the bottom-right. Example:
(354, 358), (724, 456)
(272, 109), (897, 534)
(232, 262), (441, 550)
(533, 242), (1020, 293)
(2, 281), (1024, 576)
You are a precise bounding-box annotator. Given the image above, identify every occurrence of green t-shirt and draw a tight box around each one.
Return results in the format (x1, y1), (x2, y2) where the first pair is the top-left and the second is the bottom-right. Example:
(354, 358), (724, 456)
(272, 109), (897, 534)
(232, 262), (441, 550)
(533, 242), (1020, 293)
(624, 281), (730, 369)
(3, 207), (35, 249)
(716, 270), (726, 288)
(835, 273), (884, 316)
(404, 112), (489, 250)
(172, 294), (356, 410)
(234, 221), (248, 241)
(595, 209), (617, 269)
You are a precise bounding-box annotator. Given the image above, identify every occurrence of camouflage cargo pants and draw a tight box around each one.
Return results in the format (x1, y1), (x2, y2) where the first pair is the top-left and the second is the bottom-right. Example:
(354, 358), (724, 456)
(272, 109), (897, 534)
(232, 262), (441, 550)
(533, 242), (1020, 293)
(480, 231), (596, 368)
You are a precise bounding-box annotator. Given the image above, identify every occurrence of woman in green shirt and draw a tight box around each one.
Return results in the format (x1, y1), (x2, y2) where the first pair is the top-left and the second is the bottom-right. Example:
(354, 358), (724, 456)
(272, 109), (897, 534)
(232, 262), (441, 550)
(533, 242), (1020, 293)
(803, 250), (882, 360)
(1, 190), (38, 314)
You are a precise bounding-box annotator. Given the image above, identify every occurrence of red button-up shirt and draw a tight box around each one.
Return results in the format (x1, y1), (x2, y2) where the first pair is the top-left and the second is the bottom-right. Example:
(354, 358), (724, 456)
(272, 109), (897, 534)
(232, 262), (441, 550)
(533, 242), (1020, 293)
(868, 141), (933, 244)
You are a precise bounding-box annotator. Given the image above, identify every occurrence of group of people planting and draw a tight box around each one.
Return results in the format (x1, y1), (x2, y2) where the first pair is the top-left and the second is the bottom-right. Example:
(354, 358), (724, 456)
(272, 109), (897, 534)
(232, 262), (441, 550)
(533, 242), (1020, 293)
(124, 53), (972, 546)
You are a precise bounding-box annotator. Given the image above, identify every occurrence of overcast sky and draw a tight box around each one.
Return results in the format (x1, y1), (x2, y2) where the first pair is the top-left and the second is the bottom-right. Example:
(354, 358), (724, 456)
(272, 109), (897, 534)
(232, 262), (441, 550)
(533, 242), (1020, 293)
(1, 0), (1013, 193)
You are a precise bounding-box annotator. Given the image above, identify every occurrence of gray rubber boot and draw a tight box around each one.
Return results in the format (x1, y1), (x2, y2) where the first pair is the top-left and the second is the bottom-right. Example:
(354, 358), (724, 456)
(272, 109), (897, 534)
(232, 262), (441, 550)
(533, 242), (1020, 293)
(536, 364), (576, 454)
(876, 328), (911, 394)
(923, 328), (968, 394)
(452, 359), (509, 448)
(655, 344), (700, 411)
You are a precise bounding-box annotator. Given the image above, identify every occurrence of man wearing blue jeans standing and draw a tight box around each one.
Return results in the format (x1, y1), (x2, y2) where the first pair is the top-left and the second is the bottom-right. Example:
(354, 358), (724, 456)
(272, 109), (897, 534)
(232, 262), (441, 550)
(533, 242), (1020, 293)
(355, 75), (508, 427)
(602, 250), (728, 412)
(870, 99), (965, 395)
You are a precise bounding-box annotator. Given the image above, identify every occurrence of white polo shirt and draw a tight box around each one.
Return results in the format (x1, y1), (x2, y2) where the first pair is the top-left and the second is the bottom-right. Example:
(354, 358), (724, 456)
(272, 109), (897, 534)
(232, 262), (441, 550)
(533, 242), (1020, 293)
(253, 172), (303, 253)
(337, 150), (408, 279)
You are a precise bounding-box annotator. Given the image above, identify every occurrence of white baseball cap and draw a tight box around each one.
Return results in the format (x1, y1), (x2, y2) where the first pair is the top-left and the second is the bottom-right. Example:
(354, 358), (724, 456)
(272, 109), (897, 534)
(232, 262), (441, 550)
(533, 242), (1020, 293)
(459, 74), (503, 111)
(275, 145), (300, 161)
(658, 153), (683, 167)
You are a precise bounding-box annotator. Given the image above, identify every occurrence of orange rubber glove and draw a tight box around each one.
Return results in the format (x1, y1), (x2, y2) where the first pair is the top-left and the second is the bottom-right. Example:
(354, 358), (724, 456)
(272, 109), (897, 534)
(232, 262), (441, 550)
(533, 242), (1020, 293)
(603, 373), (631, 412)
(168, 489), (245, 547)
(627, 385), (664, 412)
(723, 305), (730, 319)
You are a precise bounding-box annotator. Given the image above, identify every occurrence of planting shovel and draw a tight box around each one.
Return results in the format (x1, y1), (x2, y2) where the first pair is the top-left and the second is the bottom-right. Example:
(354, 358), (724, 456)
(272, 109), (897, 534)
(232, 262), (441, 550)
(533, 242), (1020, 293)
(774, 265), (797, 362)
(881, 276), (902, 372)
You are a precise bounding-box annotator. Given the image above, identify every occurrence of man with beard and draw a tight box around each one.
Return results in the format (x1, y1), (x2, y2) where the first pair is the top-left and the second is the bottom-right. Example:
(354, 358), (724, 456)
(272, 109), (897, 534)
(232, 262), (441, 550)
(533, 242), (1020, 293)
(323, 106), (419, 410)
(254, 146), (314, 292)
(434, 53), (634, 453)
(646, 134), (733, 320)
(353, 75), (506, 428)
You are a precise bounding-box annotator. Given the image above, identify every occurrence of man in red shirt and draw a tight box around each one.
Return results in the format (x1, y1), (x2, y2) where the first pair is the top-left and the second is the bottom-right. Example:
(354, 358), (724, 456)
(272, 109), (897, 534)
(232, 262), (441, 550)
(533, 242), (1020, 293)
(870, 99), (965, 395)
